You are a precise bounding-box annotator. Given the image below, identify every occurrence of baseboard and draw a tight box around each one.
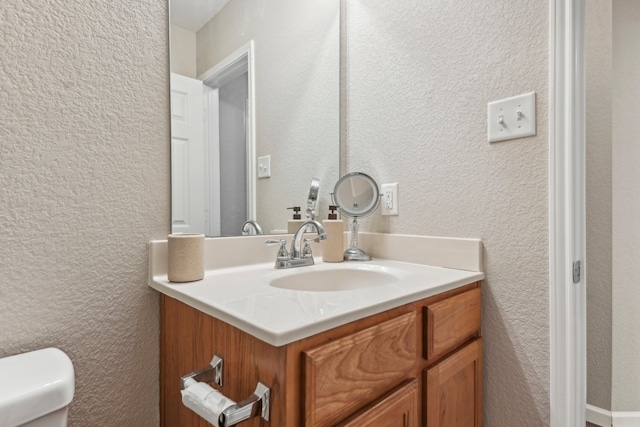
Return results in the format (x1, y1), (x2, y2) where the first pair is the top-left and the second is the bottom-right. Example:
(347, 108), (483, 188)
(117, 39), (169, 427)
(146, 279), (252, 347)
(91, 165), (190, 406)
(587, 404), (640, 427)
(587, 405), (611, 426)
(613, 411), (640, 427)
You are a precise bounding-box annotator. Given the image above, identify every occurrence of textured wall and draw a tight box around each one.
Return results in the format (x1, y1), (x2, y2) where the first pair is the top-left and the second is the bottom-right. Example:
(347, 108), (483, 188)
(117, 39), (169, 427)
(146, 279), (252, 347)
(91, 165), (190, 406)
(585, 0), (613, 411)
(0, 0), (588, 424)
(345, 1), (550, 425)
(0, 1), (169, 426)
(612, 0), (640, 412)
(196, 0), (340, 233)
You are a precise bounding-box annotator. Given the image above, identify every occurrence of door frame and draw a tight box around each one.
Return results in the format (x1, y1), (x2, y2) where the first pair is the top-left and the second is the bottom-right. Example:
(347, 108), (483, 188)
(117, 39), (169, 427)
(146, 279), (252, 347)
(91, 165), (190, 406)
(203, 86), (221, 237)
(199, 41), (257, 228)
(549, 0), (586, 426)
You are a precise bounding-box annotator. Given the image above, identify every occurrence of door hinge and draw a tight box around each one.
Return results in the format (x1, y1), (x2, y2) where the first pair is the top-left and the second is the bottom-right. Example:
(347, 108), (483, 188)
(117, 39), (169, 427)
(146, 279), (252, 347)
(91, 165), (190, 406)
(572, 260), (581, 284)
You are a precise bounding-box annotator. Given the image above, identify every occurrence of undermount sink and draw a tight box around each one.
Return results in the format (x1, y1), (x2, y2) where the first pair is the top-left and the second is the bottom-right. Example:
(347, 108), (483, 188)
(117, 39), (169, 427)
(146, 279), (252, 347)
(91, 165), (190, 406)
(269, 265), (405, 292)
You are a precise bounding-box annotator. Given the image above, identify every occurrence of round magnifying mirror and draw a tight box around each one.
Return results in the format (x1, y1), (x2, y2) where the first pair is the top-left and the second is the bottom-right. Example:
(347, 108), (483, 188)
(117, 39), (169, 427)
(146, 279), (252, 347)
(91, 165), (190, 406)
(333, 172), (380, 218)
(332, 172), (380, 261)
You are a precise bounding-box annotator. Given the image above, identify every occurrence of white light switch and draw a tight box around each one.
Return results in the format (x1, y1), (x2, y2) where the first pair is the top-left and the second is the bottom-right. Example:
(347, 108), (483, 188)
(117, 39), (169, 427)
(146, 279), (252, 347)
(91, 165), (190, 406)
(487, 92), (536, 143)
(258, 155), (271, 179)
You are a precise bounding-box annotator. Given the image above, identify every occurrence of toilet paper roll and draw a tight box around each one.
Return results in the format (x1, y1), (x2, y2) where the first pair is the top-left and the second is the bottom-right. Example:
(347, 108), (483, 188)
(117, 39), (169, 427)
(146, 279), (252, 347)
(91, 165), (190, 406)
(168, 233), (205, 282)
(181, 379), (236, 427)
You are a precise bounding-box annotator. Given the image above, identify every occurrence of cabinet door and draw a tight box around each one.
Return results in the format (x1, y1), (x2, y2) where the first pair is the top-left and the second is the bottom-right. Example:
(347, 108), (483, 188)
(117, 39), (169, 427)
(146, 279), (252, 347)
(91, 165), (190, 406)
(424, 338), (482, 427)
(303, 312), (417, 427)
(337, 380), (419, 427)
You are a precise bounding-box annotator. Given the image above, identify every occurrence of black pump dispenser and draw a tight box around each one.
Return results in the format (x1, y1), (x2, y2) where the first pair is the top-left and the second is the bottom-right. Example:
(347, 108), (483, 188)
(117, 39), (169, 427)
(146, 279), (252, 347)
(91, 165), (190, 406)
(287, 206), (301, 220)
(328, 205), (338, 220)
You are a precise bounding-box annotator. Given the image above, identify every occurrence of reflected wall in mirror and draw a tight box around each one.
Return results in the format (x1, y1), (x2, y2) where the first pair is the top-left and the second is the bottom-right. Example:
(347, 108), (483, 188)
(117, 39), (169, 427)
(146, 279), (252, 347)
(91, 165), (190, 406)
(170, 0), (340, 237)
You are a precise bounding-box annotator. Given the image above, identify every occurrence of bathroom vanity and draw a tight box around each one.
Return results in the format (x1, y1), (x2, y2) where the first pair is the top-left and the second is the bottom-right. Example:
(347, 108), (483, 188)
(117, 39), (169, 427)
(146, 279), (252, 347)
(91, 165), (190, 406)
(149, 233), (484, 426)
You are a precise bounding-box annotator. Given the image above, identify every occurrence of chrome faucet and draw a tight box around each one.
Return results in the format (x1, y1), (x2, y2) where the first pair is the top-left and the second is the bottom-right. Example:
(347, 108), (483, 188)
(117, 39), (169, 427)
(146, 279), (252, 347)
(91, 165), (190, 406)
(265, 220), (327, 269)
(241, 220), (263, 235)
(291, 220), (327, 259)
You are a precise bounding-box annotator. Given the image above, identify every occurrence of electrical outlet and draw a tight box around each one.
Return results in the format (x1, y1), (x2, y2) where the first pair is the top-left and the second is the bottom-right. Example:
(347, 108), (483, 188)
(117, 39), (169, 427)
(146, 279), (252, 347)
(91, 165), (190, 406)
(381, 183), (398, 216)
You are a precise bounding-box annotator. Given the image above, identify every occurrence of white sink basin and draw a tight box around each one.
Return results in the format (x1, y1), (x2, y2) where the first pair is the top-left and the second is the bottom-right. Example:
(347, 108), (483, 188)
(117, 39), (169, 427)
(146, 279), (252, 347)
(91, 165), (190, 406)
(269, 267), (402, 292)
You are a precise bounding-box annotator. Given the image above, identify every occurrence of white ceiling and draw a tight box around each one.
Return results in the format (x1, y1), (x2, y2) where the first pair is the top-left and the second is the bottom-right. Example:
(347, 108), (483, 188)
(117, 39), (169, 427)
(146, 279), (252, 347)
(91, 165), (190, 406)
(170, 0), (233, 33)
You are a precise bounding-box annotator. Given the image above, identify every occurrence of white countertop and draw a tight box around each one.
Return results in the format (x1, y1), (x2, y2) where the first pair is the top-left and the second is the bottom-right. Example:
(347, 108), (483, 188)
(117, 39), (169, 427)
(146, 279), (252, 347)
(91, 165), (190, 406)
(149, 257), (484, 347)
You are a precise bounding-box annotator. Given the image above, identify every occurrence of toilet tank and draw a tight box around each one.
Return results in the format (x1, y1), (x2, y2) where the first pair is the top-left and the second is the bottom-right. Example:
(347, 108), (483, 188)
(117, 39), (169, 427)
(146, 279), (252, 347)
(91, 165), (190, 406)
(0, 348), (75, 427)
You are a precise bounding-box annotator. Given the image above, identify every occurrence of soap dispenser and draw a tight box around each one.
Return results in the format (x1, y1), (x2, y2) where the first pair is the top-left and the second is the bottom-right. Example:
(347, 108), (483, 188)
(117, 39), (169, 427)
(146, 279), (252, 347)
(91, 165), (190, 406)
(287, 206), (304, 233)
(322, 205), (344, 262)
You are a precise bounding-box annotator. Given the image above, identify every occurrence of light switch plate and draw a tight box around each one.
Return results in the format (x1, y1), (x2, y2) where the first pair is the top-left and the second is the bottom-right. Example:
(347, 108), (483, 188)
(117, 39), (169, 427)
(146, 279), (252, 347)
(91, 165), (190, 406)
(258, 155), (271, 179)
(487, 92), (536, 143)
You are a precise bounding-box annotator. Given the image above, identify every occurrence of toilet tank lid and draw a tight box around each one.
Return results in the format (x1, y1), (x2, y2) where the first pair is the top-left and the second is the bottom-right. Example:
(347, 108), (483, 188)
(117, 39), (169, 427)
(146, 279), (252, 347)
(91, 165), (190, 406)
(0, 348), (75, 427)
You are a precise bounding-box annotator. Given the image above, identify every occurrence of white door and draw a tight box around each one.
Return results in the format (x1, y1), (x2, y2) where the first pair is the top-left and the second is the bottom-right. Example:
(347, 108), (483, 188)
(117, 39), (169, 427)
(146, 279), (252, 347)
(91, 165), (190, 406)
(171, 73), (205, 234)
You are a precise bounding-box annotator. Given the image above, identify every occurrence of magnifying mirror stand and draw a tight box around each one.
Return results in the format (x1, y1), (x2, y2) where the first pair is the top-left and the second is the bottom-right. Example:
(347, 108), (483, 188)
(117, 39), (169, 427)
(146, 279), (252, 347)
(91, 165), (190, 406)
(344, 218), (371, 261)
(332, 172), (381, 262)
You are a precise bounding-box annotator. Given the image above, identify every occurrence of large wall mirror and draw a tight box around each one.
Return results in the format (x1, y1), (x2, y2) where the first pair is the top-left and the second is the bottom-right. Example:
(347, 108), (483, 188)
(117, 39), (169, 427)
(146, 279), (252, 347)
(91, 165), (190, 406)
(169, 0), (340, 237)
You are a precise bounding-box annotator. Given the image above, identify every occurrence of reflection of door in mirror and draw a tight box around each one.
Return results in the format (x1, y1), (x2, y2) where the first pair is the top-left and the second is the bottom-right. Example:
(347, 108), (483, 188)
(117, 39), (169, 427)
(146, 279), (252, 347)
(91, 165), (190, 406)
(170, 62), (252, 237)
(199, 43), (255, 237)
(171, 31), (254, 237)
(171, 73), (205, 234)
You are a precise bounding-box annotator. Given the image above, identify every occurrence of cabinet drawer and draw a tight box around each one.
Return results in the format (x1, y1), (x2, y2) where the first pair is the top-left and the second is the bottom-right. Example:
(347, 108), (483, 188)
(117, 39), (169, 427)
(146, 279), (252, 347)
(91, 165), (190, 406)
(303, 312), (417, 427)
(336, 379), (419, 427)
(424, 288), (481, 360)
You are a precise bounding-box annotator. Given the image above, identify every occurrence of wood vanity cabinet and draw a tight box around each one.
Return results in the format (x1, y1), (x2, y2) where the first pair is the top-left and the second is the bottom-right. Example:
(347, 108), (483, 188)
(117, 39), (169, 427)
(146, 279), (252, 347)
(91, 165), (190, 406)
(423, 289), (483, 427)
(160, 282), (482, 427)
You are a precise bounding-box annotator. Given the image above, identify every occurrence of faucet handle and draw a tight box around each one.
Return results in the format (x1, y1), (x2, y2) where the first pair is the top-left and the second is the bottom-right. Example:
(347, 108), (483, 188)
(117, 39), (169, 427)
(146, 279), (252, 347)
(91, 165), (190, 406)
(265, 239), (289, 261)
(265, 239), (286, 246)
(302, 238), (315, 258)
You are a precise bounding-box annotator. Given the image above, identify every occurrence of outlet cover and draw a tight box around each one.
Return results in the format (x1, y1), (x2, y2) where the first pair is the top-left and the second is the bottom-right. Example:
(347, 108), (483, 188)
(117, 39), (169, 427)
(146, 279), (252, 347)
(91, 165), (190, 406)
(487, 92), (536, 143)
(381, 183), (398, 216)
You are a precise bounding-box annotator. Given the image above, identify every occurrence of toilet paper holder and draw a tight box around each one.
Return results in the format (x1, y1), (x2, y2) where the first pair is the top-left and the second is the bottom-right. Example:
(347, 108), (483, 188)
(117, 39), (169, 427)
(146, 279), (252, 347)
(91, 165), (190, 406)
(181, 355), (224, 388)
(220, 382), (270, 426)
(181, 355), (270, 427)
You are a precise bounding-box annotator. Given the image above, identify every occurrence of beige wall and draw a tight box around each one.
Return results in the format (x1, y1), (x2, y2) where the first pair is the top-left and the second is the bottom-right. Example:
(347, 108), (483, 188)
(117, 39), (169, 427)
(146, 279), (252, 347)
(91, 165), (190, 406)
(345, 1), (550, 425)
(612, 0), (640, 412)
(586, 0), (613, 411)
(0, 0), (169, 426)
(170, 24), (197, 78)
(196, 0), (340, 233)
(3, 0), (597, 425)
